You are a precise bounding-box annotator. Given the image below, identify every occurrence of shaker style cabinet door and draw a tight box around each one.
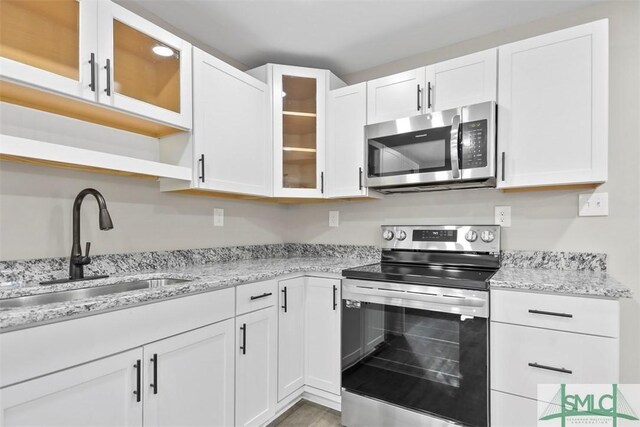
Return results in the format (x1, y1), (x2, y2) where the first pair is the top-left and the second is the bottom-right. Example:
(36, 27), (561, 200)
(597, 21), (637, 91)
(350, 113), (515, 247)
(305, 277), (341, 395)
(193, 48), (272, 196)
(326, 82), (368, 198)
(277, 277), (306, 401)
(0, 0), (98, 101)
(236, 307), (277, 427)
(0, 349), (143, 427)
(431, 48), (497, 112)
(96, 1), (192, 129)
(142, 320), (235, 427)
(497, 20), (608, 189)
(366, 67), (429, 124)
(272, 65), (327, 198)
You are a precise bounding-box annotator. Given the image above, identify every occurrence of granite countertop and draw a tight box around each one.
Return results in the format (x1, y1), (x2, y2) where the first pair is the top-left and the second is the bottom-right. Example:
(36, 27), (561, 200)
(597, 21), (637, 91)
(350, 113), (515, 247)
(489, 267), (632, 298)
(0, 256), (374, 331)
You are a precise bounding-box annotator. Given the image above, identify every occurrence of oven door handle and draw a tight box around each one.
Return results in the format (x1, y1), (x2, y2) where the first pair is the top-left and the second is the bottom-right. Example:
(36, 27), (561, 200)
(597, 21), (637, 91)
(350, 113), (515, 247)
(450, 111), (461, 179)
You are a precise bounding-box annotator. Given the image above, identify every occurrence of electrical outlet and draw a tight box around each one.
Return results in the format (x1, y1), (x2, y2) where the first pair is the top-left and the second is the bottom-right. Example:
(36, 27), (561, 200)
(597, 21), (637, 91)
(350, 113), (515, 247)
(329, 211), (339, 227)
(213, 208), (224, 226)
(579, 193), (608, 216)
(494, 206), (511, 227)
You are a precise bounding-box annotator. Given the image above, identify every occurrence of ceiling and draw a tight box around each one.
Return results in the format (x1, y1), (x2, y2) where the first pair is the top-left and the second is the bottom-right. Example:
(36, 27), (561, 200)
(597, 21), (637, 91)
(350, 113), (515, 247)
(121, 0), (600, 77)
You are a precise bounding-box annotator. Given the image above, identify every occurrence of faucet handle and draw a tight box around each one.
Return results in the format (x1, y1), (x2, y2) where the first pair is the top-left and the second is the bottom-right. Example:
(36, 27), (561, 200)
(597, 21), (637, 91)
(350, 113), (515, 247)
(85, 241), (91, 257)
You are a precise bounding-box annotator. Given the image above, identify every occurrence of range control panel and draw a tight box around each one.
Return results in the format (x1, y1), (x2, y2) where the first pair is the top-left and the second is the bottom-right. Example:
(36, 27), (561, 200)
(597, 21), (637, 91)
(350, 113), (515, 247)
(381, 225), (500, 253)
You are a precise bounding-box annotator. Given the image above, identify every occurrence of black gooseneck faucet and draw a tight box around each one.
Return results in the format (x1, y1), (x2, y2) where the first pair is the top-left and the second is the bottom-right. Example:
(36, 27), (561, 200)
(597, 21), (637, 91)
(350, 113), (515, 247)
(69, 188), (113, 280)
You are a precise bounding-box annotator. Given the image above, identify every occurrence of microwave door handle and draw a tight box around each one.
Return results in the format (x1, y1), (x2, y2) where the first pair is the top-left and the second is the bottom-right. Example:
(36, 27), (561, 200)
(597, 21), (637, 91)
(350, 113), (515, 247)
(450, 112), (461, 179)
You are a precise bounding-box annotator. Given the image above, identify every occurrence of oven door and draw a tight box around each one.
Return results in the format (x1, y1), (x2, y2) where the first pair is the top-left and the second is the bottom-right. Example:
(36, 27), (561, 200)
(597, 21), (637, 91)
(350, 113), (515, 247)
(341, 279), (489, 427)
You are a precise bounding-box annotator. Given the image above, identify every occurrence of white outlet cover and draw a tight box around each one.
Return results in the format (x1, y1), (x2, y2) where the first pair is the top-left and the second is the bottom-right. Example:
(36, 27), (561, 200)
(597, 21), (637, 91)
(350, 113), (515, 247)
(494, 206), (511, 227)
(329, 211), (339, 227)
(579, 193), (609, 216)
(214, 208), (224, 226)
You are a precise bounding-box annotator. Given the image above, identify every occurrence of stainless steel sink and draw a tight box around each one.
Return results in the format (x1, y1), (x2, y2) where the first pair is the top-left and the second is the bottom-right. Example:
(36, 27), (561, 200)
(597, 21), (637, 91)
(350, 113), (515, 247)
(0, 278), (191, 309)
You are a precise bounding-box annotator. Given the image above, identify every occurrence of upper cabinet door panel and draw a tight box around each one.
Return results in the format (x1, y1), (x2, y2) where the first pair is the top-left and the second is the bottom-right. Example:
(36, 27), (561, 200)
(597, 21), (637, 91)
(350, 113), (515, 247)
(0, 0), (98, 101)
(97, 1), (192, 129)
(193, 49), (272, 196)
(366, 68), (427, 125)
(497, 20), (608, 188)
(327, 83), (368, 198)
(432, 48), (497, 112)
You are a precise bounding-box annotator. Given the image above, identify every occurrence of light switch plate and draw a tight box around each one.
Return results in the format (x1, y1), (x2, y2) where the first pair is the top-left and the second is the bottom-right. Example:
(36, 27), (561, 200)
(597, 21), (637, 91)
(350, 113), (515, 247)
(214, 208), (224, 226)
(494, 206), (511, 227)
(329, 211), (339, 227)
(579, 193), (609, 216)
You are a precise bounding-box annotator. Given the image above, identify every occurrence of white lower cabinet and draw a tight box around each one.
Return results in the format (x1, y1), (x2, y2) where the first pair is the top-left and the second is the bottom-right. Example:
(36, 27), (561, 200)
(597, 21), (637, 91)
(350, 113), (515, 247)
(0, 348), (143, 426)
(305, 277), (341, 395)
(278, 277), (306, 401)
(236, 306), (278, 427)
(491, 390), (540, 427)
(143, 321), (235, 427)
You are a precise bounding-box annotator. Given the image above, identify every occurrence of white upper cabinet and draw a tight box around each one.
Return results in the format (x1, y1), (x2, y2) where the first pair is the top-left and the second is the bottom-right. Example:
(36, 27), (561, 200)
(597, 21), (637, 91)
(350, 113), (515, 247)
(192, 48), (271, 196)
(497, 20), (608, 189)
(97, 1), (192, 129)
(0, 0), (98, 102)
(326, 82), (368, 198)
(432, 48), (497, 112)
(366, 68), (428, 124)
(142, 320), (235, 427)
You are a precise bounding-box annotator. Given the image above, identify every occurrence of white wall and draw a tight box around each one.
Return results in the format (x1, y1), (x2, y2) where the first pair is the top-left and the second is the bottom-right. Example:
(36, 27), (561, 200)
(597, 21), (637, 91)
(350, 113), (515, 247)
(0, 161), (289, 260)
(286, 0), (640, 382)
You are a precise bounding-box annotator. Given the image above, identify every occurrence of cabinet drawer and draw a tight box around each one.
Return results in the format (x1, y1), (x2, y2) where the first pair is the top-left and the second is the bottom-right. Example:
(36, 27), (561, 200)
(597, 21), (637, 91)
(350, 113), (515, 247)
(491, 391), (541, 427)
(491, 289), (619, 337)
(236, 280), (278, 315)
(491, 322), (618, 400)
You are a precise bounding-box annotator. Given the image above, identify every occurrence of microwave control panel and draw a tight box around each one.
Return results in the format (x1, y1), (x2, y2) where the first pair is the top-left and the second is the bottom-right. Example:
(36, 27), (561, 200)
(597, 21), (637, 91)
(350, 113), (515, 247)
(460, 119), (487, 169)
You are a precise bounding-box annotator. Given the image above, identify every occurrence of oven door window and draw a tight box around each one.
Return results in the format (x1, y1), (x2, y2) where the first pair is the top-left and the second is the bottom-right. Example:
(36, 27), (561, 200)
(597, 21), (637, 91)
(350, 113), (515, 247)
(367, 126), (451, 178)
(341, 300), (487, 427)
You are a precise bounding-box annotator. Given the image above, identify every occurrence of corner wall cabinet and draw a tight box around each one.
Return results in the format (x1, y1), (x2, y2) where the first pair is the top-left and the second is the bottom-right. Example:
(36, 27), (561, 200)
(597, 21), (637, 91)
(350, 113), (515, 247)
(365, 48), (497, 125)
(160, 48), (272, 197)
(497, 20), (608, 189)
(0, 0), (192, 134)
(248, 64), (346, 198)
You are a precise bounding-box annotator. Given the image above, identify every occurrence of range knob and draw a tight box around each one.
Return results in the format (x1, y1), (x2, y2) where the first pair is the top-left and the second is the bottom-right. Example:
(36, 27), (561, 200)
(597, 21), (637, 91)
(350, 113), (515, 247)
(382, 230), (395, 241)
(481, 230), (495, 243)
(396, 230), (407, 241)
(465, 230), (478, 242)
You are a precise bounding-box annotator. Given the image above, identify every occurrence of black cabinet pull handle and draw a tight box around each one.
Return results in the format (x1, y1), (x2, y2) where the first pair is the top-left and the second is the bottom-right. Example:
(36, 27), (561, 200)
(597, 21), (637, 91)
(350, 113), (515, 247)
(528, 309), (573, 318)
(104, 59), (111, 96)
(528, 362), (572, 375)
(150, 353), (158, 395)
(133, 359), (141, 402)
(88, 53), (96, 92)
(198, 154), (205, 182)
(320, 172), (324, 194)
(416, 84), (422, 111)
(240, 323), (246, 354)
(358, 167), (363, 190)
(427, 82), (432, 109)
(250, 292), (272, 301)
(501, 152), (506, 182)
(281, 287), (288, 313)
(333, 285), (337, 311)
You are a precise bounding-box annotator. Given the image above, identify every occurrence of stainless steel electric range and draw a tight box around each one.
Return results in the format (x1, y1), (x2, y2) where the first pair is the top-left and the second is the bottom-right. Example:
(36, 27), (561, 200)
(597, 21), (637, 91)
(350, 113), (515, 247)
(341, 225), (501, 427)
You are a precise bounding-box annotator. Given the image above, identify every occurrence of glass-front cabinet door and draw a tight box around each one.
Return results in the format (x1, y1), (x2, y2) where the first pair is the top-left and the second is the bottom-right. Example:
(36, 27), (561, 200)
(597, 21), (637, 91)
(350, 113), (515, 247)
(97, 1), (192, 129)
(0, 0), (97, 101)
(273, 65), (326, 197)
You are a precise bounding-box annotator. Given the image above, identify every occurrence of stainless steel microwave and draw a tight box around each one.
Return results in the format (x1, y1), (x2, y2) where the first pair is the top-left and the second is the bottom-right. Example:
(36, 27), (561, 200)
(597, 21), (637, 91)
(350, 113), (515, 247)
(365, 101), (497, 193)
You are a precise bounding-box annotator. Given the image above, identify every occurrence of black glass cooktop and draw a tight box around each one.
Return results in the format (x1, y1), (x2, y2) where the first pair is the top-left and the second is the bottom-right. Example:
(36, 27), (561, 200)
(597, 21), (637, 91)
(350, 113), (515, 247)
(342, 262), (497, 290)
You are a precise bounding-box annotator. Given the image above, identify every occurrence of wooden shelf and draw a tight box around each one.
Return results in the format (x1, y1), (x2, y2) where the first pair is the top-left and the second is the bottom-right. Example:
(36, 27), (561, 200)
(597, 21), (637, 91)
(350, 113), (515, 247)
(0, 134), (191, 180)
(0, 80), (185, 138)
(283, 111), (316, 117)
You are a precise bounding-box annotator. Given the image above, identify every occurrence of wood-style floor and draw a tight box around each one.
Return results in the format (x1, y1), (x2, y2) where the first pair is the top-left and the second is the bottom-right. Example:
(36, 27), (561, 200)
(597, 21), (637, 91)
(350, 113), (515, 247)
(268, 400), (341, 427)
